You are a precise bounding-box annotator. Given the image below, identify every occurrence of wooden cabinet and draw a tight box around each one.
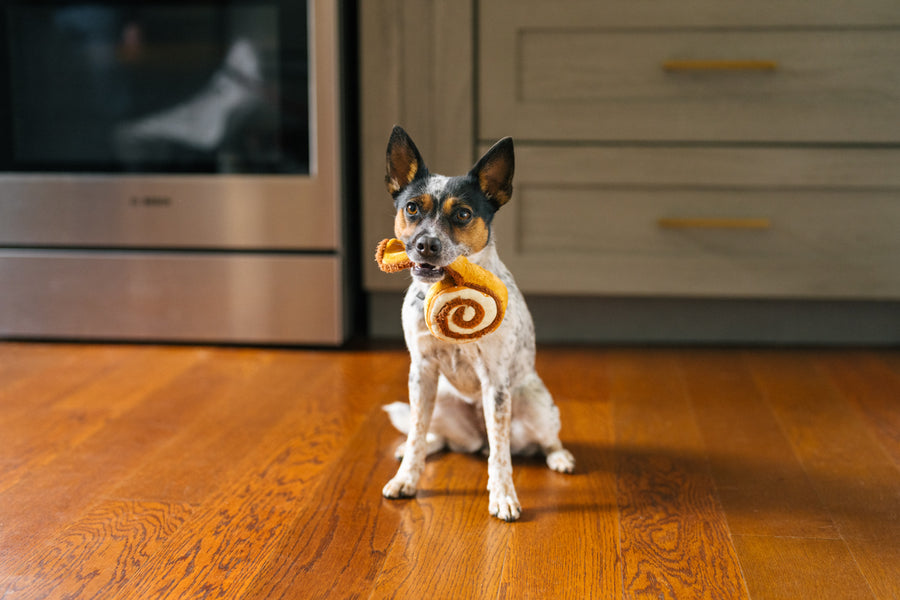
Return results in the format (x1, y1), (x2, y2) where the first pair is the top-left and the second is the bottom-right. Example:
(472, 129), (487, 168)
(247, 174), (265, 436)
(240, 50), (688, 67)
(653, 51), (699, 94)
(361, 1), (900, 306)
(480, 0), (900, 299)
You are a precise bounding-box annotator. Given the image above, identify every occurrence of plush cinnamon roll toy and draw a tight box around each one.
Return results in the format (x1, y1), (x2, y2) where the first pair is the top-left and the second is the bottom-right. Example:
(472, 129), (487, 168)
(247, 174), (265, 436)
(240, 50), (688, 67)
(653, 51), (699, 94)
(375, 238), (508, 343)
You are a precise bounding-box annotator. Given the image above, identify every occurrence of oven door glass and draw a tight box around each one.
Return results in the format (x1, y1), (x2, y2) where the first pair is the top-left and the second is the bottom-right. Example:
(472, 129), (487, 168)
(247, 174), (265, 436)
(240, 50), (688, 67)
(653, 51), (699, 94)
(3, 1), (308, 174)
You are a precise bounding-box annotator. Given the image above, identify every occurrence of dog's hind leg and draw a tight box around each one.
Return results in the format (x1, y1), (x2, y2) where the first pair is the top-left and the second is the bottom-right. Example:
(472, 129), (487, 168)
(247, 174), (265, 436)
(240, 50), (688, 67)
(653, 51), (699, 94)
(513, 375), (575, 474)
(384, 402), (447, 459)
(385, 380), (485, 459)
(391, 435), (446, 461)
(431, 380), (486, 454)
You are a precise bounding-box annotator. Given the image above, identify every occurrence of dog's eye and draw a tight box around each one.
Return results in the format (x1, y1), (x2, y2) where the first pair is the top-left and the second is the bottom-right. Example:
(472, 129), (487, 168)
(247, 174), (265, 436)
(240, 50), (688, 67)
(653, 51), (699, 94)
(405, 202), (419, 216)
(456, 208), (472, 223)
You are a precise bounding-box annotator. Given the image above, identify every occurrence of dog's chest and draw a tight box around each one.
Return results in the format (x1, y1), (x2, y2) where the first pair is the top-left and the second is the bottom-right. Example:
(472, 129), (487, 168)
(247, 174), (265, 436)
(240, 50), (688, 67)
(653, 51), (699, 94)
(437, 346), (483, 397)
(402, 287), (488, 398)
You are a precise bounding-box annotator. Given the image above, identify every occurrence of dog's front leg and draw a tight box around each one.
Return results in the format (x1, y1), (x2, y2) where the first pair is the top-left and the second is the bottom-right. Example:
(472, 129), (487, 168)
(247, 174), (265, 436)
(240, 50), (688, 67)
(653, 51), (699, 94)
(482, 380), (521, 521)
(383, 358), (439, 499)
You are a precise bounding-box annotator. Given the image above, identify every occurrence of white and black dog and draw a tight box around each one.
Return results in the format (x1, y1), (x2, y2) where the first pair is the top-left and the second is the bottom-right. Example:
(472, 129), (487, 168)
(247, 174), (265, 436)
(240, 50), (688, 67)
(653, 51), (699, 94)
(381, 126), (574, 521)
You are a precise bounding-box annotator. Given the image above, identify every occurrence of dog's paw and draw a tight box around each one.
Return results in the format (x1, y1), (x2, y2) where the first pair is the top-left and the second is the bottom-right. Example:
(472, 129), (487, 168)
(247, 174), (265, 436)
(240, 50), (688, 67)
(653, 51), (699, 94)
(489, 490), (522, 522)
(383, 475), (417, 499)
(547, 448), (575, 474)
(488, 478), (521, 521)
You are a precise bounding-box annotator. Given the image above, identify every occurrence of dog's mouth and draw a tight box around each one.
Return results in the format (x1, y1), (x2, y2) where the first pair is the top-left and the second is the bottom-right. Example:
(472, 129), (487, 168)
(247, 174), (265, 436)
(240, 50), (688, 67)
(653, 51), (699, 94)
(411, 262), (445, 281)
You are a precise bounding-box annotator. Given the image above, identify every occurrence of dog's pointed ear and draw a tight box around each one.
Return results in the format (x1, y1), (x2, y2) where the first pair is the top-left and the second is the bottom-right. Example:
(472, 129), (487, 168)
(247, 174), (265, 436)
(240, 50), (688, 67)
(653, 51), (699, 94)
(469, 137), (514, 209)
(385, 126), (428, 197)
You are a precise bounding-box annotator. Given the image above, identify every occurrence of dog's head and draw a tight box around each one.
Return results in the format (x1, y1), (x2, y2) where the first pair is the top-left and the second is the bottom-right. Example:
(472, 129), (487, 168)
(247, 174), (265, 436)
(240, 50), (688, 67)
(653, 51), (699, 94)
(385, 126), (514, 283)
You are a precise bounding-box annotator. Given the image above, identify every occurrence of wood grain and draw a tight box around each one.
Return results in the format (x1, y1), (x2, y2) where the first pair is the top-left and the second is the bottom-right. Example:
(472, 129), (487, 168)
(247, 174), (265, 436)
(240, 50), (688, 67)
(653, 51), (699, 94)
(106, 352), (399, 600)
(733, 535), (874, 600)
(497, 348), (621, 599)
(608, 351), (748, 600)
(242, 406), (407, 600)
(818, 352), (900, 467)
(0, 347), (202, 494)
(0, 351), (234, 572)
(747, 352), (900, 599)
(3, 501), (194, 600)
(0, 344), (898, 599)
(369, 452), (510, 600)
(746, 353), (900, 542)
(678, 351), (837, 538)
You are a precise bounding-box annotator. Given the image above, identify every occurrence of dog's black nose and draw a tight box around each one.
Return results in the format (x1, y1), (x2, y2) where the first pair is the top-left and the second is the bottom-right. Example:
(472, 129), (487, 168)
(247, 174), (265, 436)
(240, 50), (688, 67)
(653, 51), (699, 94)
(415, 236), (442, 259)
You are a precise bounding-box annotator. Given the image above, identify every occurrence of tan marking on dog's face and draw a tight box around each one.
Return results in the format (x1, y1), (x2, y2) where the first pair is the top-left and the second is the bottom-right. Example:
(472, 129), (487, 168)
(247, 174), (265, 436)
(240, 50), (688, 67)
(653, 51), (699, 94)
(443, 197), (490, 254)
(455, 217), (490, 254)
(417, 194), (434, 215)
(393, 194), (434, 241)
(441, 197), (461, 220)
(394, 208), (413, 240)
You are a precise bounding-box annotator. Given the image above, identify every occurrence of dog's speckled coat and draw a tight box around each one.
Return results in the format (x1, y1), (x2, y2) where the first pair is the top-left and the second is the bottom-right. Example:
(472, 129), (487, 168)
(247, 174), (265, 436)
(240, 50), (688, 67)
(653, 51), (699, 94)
(381, 126), (574, 521)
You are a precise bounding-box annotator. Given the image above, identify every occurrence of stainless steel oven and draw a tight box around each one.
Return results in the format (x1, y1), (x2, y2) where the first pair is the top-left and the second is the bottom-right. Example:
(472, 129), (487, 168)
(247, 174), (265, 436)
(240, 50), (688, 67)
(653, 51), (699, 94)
(0, 0), (346, 344)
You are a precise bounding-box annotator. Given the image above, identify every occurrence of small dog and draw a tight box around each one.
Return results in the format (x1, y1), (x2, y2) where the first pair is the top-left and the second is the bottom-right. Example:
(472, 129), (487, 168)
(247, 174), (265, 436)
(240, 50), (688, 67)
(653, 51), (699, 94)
(381, 126), (574, 521)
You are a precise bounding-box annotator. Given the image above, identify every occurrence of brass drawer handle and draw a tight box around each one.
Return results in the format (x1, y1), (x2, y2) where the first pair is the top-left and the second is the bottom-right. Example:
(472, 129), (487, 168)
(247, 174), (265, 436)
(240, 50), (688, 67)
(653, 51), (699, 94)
(662, 60), (778, 72)
(658, 217), (772, 230)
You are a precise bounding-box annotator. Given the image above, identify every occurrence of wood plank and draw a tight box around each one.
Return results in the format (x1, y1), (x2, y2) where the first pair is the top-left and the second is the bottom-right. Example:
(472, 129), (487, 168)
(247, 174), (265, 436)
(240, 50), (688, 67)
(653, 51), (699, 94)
(678, 351), (837, 538)
(0, 344), (126, 484)
(0, 344), (125, 427)
(732, 535), (874, 600)
(0, 343), (89, 382)
(254, 347), (621, 600)
(817, 351), (900, 467)
(746, 352), (900, 599)
(746, 352), (900, 541)
(0, 351), (260, 574)
(252, 373), (505, 598)
(844, 537), (900, 600)
(609, 350), (748, 600)
(113, 350), (394, 505)
(1, 501), (194, 600)
(226, 404), (405, 600)
(0, 346), (204, 494)
(879, 352), (900, 378)
(106, 350), (308, 504)
(367, 451), (510, 600)
(1, 344), (897, 599)
(498, 348), (620, 599)
(108, 351), (402, 600)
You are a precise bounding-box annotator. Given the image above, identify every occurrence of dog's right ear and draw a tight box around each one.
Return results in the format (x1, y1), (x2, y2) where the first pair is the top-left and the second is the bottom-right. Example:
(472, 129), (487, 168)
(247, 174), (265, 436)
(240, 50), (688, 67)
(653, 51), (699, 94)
(385, 126), (428, 198)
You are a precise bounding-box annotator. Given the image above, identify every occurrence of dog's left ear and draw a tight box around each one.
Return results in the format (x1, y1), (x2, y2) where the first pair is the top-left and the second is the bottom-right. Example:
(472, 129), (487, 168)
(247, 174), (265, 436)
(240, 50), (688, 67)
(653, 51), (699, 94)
(469, 137), (514, 210)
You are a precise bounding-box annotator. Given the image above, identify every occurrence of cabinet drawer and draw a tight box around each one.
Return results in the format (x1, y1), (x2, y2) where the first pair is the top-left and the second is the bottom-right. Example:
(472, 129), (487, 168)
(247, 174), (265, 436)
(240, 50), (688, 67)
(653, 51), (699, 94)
(494, 147), (900, 298)
(480, 3), (900, 143)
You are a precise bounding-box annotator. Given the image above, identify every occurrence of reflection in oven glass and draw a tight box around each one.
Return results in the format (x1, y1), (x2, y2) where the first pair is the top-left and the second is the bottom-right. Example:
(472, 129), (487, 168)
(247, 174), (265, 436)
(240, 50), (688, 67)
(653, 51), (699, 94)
(9, 4), (308, 174)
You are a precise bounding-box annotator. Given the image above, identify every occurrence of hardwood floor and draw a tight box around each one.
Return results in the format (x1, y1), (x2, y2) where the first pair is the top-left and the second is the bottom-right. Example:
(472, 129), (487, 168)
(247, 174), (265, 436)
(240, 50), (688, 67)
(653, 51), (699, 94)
(0, 342), (897, 599)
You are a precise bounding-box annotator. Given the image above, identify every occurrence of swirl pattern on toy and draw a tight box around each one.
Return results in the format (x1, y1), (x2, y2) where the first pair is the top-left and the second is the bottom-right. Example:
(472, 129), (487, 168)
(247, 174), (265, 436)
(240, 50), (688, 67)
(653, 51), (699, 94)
(424, 257), (506, 342)
(375, 238), (508, 343)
